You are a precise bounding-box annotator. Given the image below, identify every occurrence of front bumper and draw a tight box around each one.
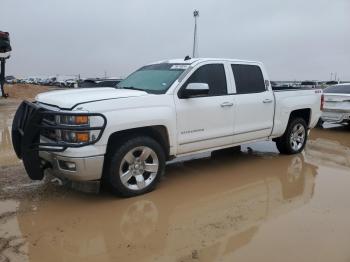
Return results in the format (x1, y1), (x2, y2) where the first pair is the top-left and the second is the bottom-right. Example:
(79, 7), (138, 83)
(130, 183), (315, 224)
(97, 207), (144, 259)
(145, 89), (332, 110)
(11, 100), (106, 181)
(39, 152), (104, 181)
(321, 110), (350, 124)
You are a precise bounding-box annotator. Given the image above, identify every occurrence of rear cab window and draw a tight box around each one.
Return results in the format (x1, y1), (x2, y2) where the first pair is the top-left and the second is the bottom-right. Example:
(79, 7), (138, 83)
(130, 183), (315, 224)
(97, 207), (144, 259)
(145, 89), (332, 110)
(231, 64), (266, 94)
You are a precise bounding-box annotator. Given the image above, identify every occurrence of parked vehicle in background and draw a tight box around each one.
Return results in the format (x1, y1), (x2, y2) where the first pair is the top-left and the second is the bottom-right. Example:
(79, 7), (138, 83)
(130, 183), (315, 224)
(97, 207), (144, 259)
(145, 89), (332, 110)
(95, 78), (122, 87)
(78, 78), (122, 88)
(64, 79), (78, 88)
(300, 81), (320, 89)
(270, 81), (293, 90)
(5, 75), (16, 84)
(320, 83), (350, 126)
(12, 58), (322, 197)
(325, 81), (339, 86)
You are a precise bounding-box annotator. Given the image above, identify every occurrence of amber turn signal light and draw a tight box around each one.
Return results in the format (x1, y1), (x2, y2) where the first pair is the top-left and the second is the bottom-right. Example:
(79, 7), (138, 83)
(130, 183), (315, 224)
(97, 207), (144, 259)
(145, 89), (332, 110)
(75, 116), (89, 125)
(76, 132), (90, 142)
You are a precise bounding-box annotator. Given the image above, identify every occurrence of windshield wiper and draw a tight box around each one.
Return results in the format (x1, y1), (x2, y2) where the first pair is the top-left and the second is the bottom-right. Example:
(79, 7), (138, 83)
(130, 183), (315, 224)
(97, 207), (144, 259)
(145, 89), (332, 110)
(116, 86), (147, 92)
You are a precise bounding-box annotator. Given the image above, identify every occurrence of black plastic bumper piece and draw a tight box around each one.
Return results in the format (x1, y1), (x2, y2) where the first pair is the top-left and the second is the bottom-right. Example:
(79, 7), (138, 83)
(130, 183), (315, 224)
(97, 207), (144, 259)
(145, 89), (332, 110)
(12, 101), (45, 180)
(11, 101), (106, 181)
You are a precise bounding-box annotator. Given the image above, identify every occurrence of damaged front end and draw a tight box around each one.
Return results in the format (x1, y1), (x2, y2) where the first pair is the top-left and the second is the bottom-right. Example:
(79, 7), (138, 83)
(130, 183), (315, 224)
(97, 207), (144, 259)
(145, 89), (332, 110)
(11, 101), (106, 180)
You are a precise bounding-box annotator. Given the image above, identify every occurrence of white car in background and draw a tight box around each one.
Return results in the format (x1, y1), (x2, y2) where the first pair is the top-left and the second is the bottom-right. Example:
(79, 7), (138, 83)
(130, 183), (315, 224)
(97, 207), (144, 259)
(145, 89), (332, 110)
(321, 83), (350, 126)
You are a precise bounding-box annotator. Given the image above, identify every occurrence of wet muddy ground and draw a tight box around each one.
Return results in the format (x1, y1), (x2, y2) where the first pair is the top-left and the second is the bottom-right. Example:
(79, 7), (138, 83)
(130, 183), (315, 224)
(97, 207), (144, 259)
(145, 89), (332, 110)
(1, 101), (350, 262)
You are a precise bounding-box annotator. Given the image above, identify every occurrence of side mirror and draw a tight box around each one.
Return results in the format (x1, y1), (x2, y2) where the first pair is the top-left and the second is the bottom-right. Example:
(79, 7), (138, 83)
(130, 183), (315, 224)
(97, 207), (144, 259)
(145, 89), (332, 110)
(180, 83), (209, 98)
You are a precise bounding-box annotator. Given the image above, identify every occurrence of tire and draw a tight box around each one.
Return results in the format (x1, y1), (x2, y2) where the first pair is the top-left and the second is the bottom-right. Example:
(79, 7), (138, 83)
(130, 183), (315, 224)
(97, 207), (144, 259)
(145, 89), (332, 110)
(275, 118), (308, 155)
(105, 136), (166, 197)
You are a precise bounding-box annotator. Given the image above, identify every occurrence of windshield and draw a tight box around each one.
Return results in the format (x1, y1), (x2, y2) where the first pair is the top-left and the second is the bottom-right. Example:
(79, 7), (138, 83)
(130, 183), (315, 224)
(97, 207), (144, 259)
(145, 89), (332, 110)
(117, 63), (188, 94)
(324, 84), (350, 94)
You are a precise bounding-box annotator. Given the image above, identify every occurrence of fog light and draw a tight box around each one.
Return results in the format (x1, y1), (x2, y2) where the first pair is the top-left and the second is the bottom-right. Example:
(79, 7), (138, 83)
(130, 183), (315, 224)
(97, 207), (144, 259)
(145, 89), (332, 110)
(58, 160), (76, 171)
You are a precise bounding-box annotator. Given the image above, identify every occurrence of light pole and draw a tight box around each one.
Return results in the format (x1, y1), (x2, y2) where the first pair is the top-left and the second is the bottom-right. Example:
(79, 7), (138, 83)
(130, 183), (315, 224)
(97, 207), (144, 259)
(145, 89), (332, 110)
(192, 10), (199, 58)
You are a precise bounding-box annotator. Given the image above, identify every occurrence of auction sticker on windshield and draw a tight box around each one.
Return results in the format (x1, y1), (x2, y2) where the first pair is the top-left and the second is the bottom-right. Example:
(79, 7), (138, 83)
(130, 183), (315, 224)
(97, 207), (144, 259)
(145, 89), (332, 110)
(171, 65), (189, 70)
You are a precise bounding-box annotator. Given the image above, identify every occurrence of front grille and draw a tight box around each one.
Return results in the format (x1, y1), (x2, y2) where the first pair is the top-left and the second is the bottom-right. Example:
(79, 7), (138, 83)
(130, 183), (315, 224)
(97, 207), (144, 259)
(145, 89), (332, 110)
(12, 100), (107, 154)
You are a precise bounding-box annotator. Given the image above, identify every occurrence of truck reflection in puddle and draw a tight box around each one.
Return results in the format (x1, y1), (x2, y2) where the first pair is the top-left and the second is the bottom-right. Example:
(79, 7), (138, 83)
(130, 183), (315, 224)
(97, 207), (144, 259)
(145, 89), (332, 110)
(16, 151), (317, 262)
(307, 126), (350, 170)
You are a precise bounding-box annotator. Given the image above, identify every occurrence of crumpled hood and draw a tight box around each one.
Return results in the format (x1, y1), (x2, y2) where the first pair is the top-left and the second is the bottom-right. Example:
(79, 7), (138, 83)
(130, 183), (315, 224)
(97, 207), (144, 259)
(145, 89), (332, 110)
(36, 87), (148, 109)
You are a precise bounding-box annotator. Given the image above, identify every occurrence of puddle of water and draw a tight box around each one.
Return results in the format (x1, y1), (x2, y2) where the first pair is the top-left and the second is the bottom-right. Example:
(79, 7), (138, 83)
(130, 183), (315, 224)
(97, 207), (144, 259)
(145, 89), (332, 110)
(0, 200), (29, 262)
(0, 104), (21, 167)
(0, 103), (350, 261)
(7, 147), (346, 262)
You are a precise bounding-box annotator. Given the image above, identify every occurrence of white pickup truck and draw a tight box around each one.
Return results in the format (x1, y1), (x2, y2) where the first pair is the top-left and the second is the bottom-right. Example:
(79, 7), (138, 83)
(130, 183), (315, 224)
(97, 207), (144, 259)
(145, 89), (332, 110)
(12, 58), (323, 197)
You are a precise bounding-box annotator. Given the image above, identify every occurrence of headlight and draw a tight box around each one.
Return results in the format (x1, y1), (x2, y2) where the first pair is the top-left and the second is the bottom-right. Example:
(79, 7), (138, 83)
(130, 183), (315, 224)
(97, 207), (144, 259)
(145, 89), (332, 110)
(58, 115), (89, 125)
(51, 114), (105, 144)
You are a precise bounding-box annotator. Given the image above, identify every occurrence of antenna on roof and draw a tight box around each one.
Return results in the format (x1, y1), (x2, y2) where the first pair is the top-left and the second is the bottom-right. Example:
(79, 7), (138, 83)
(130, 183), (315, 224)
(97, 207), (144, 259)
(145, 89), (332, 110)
(184, 55), (191, 61)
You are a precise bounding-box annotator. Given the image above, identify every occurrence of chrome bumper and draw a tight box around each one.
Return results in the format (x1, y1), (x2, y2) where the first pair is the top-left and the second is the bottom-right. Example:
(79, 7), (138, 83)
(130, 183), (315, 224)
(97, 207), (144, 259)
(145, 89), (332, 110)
(39, 151), (104, 181)
(321, 110), (350, 123)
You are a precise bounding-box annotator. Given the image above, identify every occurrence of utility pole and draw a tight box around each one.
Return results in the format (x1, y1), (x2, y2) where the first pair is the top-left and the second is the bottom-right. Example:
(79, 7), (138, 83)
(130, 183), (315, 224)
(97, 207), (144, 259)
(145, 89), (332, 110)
(192, 10), (199, 58)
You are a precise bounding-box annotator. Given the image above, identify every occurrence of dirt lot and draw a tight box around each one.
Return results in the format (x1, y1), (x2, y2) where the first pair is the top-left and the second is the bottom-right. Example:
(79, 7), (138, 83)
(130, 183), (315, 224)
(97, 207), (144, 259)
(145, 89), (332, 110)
(2, 84), (52, 100)
(1, 86), (350, 262)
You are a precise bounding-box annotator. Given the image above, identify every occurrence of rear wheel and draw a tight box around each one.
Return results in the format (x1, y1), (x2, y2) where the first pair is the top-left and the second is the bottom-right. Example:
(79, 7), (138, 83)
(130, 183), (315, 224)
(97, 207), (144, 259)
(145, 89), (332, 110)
(275, 118), (307, 155)
(105, 136), (166, 197)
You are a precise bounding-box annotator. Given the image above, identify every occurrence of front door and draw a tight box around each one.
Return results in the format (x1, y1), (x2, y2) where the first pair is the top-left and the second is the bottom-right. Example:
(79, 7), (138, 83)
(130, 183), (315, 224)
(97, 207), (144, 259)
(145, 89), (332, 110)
(175, 63), (235, 154)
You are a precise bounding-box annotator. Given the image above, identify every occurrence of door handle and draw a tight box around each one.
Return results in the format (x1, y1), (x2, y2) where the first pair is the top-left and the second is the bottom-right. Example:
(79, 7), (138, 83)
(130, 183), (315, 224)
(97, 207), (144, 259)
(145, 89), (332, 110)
(220, 102), (234, 107)
(263, 99), (273, 103)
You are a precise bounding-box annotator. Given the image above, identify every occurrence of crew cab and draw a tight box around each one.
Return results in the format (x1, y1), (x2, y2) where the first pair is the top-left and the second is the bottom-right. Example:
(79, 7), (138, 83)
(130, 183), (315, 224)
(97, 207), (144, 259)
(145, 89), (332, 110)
(11, 58), (323, 197)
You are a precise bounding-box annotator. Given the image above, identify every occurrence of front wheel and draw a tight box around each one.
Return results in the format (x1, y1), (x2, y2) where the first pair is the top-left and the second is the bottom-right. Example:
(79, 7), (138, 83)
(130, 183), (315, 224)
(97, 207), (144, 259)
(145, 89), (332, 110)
(105, 136), (166, 197)
(275, 118), (308, 155)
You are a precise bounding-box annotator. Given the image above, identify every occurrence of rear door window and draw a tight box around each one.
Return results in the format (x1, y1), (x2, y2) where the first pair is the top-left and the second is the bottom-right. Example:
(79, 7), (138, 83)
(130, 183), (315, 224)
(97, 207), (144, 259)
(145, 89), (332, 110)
(231, 64), (266, 94)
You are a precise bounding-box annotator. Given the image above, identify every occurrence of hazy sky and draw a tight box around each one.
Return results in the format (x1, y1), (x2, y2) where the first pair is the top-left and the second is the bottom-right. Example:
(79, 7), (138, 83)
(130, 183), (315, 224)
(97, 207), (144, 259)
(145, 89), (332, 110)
(1, 0), (349, 80)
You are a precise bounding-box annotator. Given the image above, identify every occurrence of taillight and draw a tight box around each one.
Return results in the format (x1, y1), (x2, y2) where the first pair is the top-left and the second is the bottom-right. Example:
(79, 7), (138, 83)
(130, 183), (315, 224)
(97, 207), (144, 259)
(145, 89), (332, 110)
(320, 94), (324, 111)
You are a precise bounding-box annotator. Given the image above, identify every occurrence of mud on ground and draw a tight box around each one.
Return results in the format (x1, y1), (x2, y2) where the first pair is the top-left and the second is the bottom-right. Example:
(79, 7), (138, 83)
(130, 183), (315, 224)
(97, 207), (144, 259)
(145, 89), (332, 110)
(2, 84), (51, 100)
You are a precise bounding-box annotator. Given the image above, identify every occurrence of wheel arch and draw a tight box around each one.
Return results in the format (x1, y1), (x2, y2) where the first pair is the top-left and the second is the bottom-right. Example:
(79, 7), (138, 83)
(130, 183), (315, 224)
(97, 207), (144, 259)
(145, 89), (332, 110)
(105, 125), (171, 160)
(288, 108), (311, 127)
(273, 108), (311, 144)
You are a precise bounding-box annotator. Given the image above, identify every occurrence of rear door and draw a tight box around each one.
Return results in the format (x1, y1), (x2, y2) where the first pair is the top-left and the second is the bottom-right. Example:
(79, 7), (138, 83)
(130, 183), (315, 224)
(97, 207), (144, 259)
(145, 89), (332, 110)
(175, 62), (235, 154)
(230, 64), (274, 143)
